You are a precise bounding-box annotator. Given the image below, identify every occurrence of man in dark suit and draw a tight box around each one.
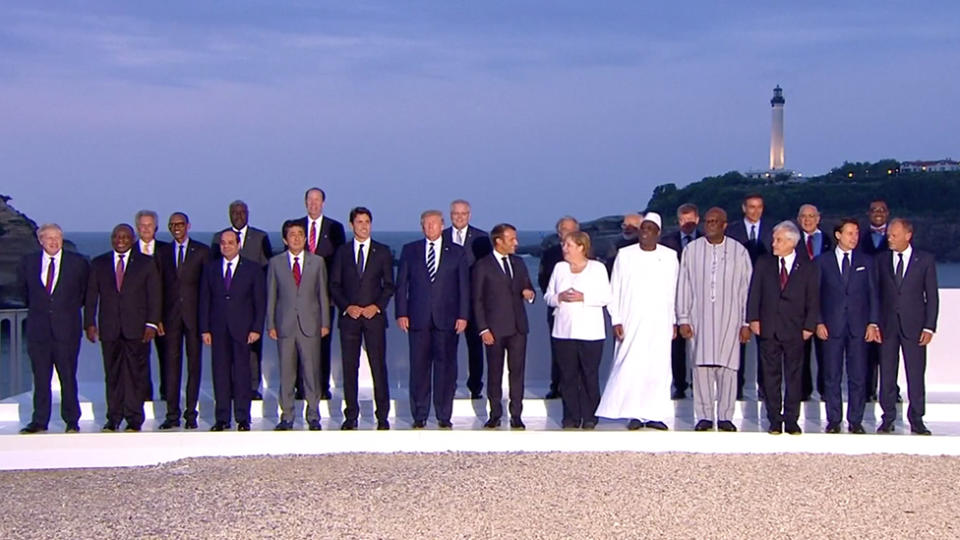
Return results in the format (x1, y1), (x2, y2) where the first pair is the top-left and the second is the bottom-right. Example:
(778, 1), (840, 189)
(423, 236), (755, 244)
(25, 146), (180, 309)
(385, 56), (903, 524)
(747, 221), (819, 435)
(727, 193), (774, 400)
(134, 209), (169, 402)
(293, 187), (346, 400)
(795, 204), (833, 401)
(473, 223), (536, 429)
(876, 218), (938, 435)
(211, 200), (272, 399)
(200, 230), (266, 432)
(442, 199), (492, 399)
(859, 198), (891, 402)
(158, 212), (210, 430)
(395, 210), (469, 428)
(815, 218), (879, 434)
(537, 215), (579, 399)
(84, 224), (161, 432)
(330, 207), (395, 430)
(660, 203), (703, 399)
(17, 224), (90, 434)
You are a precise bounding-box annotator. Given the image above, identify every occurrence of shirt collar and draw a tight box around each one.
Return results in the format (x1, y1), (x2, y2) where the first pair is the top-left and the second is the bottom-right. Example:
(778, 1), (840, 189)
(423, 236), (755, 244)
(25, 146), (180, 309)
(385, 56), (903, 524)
(223, 255), (240, 267)
(426, 236), (442, 249)
(288, 250), (304, 266)
(780, 251), (796, 269)
(895, 244), (912, 260)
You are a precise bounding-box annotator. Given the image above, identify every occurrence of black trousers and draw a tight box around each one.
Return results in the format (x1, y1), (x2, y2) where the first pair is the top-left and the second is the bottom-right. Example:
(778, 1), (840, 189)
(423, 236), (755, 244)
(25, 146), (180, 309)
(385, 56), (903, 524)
(212, 334), (253, 424)
(163, 317), (202, 422)
(879, 329), (926, 427)
(546, 312), (561, 393)
(102, 337), (150, 427)
(555, 338), (603, 426)
(670, 336), (688, 394)
(758, 337), (804, 427)
(144, 335), (166, 401)
(340, 316), (390, 423)
(801, 337), (825, 399)
(249, 338), (263, 392)
(866, 342), (881, 399)
(736, 340), (764, 399)
(27, 338), (82, 427)
(485, 332), (527, 420)
(408, 325), (458, 423)
(463, 317), (485, 395)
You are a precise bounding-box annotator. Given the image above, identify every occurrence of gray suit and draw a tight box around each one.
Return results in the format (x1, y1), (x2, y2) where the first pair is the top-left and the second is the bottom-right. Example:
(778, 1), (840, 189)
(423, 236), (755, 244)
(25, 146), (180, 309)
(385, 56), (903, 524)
(266, 251), (330, 423)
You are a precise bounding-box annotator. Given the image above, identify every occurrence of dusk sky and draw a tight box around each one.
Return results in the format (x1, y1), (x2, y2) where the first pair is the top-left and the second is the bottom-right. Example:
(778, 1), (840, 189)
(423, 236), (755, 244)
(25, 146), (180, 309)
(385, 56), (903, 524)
(2, 2), (958, 231)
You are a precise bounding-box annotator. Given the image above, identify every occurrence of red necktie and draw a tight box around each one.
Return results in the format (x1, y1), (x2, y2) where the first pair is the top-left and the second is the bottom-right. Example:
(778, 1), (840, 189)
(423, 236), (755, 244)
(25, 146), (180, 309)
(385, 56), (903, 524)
(806, 235), (814, 260)
(292, 256), (302, 287)
(45, 257), (55, 295)
(779, 258), (788, 291)
(115, 254), (126, 292)
(309, 221), (317, 253)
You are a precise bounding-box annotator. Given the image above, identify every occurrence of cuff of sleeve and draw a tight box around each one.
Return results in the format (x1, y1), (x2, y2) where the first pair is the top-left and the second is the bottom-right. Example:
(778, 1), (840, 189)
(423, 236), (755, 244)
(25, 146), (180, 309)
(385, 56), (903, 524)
(923, 328), (935, 335)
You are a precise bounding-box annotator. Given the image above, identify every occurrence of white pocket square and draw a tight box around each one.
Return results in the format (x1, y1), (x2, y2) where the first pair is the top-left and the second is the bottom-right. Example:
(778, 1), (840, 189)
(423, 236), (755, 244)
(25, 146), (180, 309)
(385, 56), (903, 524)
(855, 267), (866, 271)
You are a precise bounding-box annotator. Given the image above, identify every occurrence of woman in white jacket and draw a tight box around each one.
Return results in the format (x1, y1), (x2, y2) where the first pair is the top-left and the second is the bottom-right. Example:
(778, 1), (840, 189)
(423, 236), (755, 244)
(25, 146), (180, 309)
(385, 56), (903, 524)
(544, 231), (612, 429)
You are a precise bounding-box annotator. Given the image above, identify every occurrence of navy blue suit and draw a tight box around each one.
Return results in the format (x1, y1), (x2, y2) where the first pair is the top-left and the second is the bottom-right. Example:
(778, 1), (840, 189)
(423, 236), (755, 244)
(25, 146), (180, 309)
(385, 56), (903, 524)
(876, 248), (939, 428)
(395, 238), (469, 423)
(442, 225), (492, 396)
(17, 250), (90, 428)
(199, 256), (266, 425)
(816, 250), (879, 426)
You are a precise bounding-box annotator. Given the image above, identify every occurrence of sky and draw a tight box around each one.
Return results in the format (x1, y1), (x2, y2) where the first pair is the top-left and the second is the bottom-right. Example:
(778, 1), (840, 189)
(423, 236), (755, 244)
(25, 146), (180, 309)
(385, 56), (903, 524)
(1, 2), (959, 231)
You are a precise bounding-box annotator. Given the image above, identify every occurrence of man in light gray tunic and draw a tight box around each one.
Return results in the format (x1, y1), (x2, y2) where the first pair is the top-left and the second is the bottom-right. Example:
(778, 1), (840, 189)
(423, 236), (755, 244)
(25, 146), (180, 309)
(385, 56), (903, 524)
(676, 208), (753, 432)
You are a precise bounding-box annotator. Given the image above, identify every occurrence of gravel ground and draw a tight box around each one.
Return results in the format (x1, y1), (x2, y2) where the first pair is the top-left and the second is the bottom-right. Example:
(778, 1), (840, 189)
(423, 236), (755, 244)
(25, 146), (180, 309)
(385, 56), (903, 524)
(1, 452), (957, 539)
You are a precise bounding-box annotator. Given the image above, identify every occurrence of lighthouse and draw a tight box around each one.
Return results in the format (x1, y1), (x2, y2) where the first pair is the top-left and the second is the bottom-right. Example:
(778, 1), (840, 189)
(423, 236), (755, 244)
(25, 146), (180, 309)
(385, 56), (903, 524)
(769, 85), (785, 170)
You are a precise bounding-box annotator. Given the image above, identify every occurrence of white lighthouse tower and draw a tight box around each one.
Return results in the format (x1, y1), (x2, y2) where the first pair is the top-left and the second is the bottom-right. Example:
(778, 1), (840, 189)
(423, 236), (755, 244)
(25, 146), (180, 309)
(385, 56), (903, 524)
(769, 85), (785, 170)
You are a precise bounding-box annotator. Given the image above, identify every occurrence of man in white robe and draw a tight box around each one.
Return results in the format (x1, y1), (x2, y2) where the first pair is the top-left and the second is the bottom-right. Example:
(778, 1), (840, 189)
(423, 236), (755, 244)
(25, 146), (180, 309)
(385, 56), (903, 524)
(676, 207), (753, 432)
(597, 212), (679, 430)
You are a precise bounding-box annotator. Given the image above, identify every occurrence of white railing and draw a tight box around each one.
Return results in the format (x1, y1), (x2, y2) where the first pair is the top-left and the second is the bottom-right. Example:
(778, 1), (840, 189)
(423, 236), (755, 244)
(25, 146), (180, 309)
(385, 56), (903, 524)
(0, 308), (29, 399)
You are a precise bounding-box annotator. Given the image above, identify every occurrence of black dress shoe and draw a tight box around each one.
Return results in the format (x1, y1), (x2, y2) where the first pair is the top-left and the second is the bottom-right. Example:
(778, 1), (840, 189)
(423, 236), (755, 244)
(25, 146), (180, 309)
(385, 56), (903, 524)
(483, 417), (501, 429)
(251, 391), (263, 401)
(470, 392), (484, 400)
(509, 418), (525, 430)
(644, 420), (668, 431)
(19, 423), (47, 434)
(544, 390), (560, 400)
(237, 422), (251, 431)
(562, 420), (580, 429)
(210, 422), (230, 432)
(412, 420), (426, 429)
(438, 420), (453, 429)
(320, 390), (332, 400)
(308, 420), (322, 431)
(581, 421), (596, 430)
(124, 424), (141, 432)
(877, 421), (895, 434)
(694, 420), (714, 431)
(158, 420), (180, 430)
(377, 420), (390, 431)
(671, 390), (686, 400)
(736, 391), (744, 401)
(768, 423), (783, 435)
(65, 423), (80, 433)
(101, 422), (119, 433)
(785, 423), (802, 435)
(341, 420), (358, 431)
(825, 422), (841, 434)
(717, 420), (737, 432)
(849, 423), (866, 434)
(627, 419), (644, 430)
(294, 390), (305, 400)
(274, 420), (293, 431)
(184, 418), (198, 430)
(911, 424), (932, 436)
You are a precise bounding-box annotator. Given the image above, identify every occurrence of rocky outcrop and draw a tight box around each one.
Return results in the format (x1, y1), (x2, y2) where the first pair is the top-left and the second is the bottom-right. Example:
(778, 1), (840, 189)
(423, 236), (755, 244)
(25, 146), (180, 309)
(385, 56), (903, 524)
(518, 215), (636, 266)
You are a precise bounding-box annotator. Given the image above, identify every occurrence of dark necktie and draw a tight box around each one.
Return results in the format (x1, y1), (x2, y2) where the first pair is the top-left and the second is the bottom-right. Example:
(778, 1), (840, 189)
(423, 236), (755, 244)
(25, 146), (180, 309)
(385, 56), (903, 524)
(895, 253), (904, 286)
(779, 257), (788, 291)
(357, 244), (365, 275)
(427, 242), (437, 282)
(841, 252), (851, 284)
(45, 257), (55, 295)
(292, 256), (301, 287)
(177, 244), (185, 270)
(224, 261), (233, 290)
(115, 254), (125, 292)
(234, 229), (243, 248)
(806, 235), (814, 260)
(749, 224), (757, 242)
(502, 256), (513, 279)
(682, 234), (691, 249)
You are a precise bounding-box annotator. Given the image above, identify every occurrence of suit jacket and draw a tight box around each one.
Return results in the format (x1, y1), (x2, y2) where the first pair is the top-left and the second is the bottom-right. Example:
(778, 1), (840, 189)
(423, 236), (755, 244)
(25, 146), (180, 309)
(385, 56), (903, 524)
(816, 250), (879, 338)
(211, 227), (273, 267)
(18, 250), (90, 343)
(472, 253), (533, 339)
(84, 250), (162, 341)
(876, 248), (939, 340)
(442, 225), (493, 268)
(296, 215), (346, 277)
(134, 240), (170, 273)
(160, 239), (210, 330)
(330, 239), (395, 328)
(199, 256), (266, 341)
(747, 254), (819, 341)
(795, 230), (833, 262)
(395, 239), (469, 331)
(660, 229), (704, 261)
(537, 243), (564, 294)
(727, 219), (774, 263)
(858, 225), (890, 256)
(266, 251), (330, 338)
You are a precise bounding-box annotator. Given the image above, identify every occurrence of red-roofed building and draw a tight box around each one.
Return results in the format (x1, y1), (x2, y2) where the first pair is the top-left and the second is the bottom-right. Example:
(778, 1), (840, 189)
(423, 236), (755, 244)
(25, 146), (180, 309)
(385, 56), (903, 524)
(901, 159), (960, 173)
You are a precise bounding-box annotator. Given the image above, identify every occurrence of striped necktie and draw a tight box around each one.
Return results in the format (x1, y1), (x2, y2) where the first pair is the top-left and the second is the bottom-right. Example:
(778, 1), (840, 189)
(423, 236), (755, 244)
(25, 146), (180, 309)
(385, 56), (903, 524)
(427, 242), (437, 282)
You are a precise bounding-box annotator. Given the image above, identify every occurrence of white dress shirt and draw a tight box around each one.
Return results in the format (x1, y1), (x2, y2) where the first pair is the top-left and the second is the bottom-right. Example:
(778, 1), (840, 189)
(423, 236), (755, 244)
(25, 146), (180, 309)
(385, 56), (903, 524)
(139, 239), (156, 256)
(779, 252), (796, 276)
(452, 226), (468, 246)
(892, 245), (913, 275)
(40, 250), (63, 291)
(744, 218), (762, 240)
(425, 236), (443, 268)
(233, 226), (248, 249)
(354, 238), (371, 260)
(222, 255), (240, 277)
(287, 250), (304, 269)
(543, 260), (611, 341)
(834, 246), (852, 270)
(174, 238), (190, 268)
